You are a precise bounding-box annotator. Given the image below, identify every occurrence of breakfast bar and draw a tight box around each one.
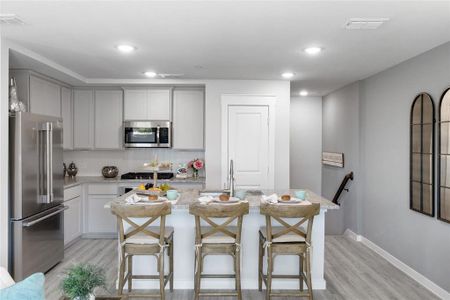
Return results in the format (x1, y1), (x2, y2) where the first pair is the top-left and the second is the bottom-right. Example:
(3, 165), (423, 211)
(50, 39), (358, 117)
(106, 189), (339, 291)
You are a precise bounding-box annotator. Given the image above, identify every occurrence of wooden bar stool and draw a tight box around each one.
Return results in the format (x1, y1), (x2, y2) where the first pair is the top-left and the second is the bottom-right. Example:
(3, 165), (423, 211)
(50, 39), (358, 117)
(111, 201), (174, 299)
(258, 202), (320, 300)
(189, 201), (249, 300)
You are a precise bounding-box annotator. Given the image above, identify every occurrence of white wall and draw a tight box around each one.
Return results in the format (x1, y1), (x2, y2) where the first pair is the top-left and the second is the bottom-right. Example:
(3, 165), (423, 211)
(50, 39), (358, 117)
(64, 149), (205, 177)
(290, 96), (322, 194)
(204, 80), (290, 190)
(359, 41), (450, 292)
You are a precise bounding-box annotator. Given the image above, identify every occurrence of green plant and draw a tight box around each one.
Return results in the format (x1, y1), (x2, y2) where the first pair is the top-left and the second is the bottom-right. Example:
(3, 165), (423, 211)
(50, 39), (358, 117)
(61, 264), (106, 300)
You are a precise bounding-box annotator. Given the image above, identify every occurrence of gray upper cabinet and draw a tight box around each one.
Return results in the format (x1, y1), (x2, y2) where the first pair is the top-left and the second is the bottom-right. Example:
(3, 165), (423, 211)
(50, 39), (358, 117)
(147, 89), (171, 120)
(9, 70), (64, 118)
(173, 89), (204, 150)
(29, 75), (61, 118)
(123, 88), (171, 121)
(124, 89), (147, 120)
(73, 89), (95, 149)
(61, 86), (73, 150)
(94, 90), (123, 149)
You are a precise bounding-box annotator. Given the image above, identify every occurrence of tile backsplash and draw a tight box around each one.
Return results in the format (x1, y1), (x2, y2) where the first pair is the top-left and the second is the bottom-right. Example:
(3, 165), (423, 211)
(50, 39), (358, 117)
(64, 149), (205, 177)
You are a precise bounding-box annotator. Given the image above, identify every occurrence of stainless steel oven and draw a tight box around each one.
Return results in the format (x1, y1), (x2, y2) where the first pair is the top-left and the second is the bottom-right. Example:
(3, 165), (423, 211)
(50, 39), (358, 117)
(123, 121), (172, 148)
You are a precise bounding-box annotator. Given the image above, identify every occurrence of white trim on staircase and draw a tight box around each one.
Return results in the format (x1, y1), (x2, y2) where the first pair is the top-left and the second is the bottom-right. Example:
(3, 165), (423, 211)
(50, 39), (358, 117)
(344, 229), (450, 300)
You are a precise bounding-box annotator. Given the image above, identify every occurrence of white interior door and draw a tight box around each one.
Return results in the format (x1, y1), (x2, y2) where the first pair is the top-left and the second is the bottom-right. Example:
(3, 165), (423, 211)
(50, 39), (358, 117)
(227, 105), (270, 189)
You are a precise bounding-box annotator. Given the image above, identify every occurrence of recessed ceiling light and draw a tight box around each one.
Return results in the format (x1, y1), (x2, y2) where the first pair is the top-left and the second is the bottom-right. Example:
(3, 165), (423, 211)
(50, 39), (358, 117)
(282, 72), (294, 79)
(299, 90), (308, 96)
(304, 47), (322, 55)
(144, 71), (157, 78)
(116, 44), (136, 53)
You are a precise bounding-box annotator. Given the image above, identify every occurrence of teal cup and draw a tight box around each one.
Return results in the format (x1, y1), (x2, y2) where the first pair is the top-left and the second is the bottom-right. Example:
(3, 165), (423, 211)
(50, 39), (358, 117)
(295, 190), (306, 200)
(235, 190), (247, 200)
(166, 190), (180, 201)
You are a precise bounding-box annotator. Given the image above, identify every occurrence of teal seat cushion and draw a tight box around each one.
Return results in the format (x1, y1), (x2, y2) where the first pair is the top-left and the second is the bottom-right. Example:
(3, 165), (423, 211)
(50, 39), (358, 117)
(0, 273), (45, 300)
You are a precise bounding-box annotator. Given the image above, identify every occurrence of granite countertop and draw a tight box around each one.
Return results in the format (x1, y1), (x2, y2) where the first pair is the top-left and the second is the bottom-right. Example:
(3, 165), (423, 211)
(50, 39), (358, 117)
(64, 176), (206, 188)
(108, 188), (339, 210)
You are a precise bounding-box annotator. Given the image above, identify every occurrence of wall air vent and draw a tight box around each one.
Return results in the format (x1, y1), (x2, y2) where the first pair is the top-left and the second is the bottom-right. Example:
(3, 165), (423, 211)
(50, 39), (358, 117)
(344, 18), (389, 30)
(0, 14), (25, 25)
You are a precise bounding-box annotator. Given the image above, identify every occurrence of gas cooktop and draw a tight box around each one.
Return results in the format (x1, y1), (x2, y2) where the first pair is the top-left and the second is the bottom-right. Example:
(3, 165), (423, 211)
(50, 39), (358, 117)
(120, 172), (174, 180)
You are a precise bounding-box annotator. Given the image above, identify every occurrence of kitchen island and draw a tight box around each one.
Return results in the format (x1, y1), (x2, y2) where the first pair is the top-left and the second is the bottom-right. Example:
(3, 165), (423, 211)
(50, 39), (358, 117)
(106, 189), (338, 290)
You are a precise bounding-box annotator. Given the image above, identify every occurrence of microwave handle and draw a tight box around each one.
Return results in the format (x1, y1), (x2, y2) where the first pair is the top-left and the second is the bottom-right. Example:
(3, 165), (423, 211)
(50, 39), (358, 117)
(156, 125), (160, 147)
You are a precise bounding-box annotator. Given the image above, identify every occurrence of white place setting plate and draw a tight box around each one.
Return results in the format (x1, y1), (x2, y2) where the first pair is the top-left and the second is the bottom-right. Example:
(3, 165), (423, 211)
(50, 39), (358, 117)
(212, 197), (241, 204)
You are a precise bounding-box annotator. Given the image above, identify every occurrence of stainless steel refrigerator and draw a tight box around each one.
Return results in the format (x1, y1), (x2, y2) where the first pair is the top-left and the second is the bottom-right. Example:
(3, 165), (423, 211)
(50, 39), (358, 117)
(9, 112), (65, 281)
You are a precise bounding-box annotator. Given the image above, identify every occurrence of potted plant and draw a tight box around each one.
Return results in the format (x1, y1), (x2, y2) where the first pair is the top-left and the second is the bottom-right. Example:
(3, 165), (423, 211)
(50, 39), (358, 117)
(61, 264), (105, 300)
(188, 158), (204, 179)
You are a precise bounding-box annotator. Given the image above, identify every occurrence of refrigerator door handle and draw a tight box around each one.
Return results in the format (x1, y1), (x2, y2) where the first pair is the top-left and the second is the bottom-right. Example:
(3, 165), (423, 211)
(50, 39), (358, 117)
(22, 206), (68, 227)
(48, 122), (53, 203)
(38, 122), (53, 204)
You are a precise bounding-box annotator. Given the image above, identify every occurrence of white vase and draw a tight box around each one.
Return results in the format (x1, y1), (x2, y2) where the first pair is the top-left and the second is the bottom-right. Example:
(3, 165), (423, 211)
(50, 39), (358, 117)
(74, 294), (94, 300)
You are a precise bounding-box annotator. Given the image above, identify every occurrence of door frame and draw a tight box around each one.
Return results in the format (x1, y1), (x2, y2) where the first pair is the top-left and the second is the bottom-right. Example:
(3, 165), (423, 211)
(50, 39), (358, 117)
(221, 94), (276, 189)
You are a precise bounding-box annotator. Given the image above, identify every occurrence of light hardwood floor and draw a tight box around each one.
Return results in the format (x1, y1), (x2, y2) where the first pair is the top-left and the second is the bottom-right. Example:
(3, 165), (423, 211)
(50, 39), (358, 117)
(45, 236), (439, 300)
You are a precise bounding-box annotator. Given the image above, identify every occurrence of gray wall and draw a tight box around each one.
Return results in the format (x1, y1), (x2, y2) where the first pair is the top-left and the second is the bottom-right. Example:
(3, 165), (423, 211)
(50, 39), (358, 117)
(323, 41), (450, 291)
(290, 96), (322, 194)
(322, 82), (360, 235)
(359, 42), (450, 291)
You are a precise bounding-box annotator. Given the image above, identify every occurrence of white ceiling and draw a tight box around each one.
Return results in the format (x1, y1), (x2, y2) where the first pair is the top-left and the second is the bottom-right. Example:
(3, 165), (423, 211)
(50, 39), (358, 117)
(2, 1), (450, 96)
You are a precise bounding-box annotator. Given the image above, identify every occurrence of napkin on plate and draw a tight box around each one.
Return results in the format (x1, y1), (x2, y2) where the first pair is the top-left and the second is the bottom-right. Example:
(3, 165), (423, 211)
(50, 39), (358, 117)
(125, 194), (147, 204)
(262, 193), (278, 204)
(198, 196), (213, 204)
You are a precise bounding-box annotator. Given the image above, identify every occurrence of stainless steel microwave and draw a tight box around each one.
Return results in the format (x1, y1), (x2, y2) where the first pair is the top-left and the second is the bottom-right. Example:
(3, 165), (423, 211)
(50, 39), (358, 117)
(123, 121), (172, 148)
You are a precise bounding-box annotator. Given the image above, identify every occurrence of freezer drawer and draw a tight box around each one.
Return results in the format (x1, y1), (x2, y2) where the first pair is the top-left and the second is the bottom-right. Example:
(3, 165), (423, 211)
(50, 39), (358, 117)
(11, 206), (66, 281)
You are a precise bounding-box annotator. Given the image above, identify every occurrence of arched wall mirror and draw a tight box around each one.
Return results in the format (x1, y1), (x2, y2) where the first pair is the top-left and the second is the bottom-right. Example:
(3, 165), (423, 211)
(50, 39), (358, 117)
(410, 93), (435, 216)
(438, 88), (450, 222)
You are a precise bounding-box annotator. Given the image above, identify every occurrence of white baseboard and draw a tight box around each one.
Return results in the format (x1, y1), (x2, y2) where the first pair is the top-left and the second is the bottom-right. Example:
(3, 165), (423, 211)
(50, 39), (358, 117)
(344, 229), (450, 300)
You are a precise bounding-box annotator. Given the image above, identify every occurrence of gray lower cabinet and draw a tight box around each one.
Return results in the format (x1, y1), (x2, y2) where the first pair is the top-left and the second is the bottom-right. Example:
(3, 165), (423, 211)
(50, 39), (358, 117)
(86, 184), (118, 235)
(73, 89), (95, 149)
(64, 185), (82, 246)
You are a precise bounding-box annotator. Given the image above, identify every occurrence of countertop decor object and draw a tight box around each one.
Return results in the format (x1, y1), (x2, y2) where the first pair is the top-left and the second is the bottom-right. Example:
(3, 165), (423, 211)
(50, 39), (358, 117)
(188, 158), (204, 179)
(101, 166), (119, 179)
(67, 162), (78, 178)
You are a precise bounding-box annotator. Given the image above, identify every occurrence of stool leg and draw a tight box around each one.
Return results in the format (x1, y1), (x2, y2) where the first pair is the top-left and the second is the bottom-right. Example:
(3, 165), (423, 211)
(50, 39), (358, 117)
(299, 254), (304, 292)
(118, 251), (126, 295)
(258, 237), (263, 291)
(235, 249), (242, 300)
(266, 248), (272, 300)
(194, 249), (202, 300)
(306, 250), (313, 300)
(127, 254), (132, 292)
(159, 252), (165, 300)
(169, 239), (174, 292)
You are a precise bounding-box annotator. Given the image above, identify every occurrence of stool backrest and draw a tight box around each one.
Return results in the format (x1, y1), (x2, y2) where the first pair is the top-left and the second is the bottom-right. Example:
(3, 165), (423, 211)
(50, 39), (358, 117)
(189, 202), (249, 244)
(111, 202), (171, 245)
(260, 202), (320, 244)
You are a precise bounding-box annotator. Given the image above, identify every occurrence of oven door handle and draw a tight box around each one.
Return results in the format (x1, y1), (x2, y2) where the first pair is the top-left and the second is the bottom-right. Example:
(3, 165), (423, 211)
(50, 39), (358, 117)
(22, 206), (68, 227)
